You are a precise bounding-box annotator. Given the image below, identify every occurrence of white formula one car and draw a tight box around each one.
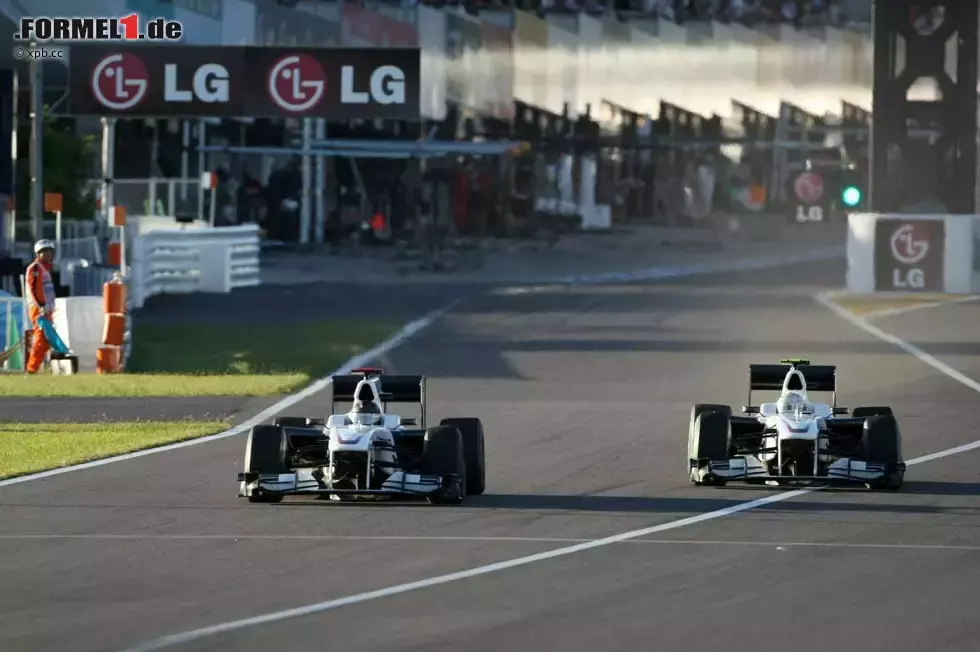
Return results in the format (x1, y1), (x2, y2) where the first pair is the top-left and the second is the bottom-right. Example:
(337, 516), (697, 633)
(688, 359), (904, 490)
(238, 368), (486, 505)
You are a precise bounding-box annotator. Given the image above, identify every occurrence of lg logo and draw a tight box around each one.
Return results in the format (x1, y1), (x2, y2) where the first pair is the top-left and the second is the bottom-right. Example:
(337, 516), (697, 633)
(268, 54), (326, 112)
(890, 223), (929, 264)
(91, 52), (230, 108)
(889, 223), (932, 289)
(164, 63), (229, 104)
(91, 53), (148, 110)
(265, 53), (406, 112)
(340, 65), (405, 105)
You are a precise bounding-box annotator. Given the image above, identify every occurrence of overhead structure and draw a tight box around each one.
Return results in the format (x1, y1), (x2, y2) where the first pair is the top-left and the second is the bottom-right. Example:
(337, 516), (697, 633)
(65, 44), (423, 246)
(840, 100), (872, 155)
(732, 100), (777, 143)
(870, 0), (978, 212)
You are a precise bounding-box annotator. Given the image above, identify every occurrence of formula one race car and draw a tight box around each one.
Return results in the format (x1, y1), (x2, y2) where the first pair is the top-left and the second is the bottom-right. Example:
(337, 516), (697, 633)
(238, 368), (486, 505)
(687, 359), (905, 490)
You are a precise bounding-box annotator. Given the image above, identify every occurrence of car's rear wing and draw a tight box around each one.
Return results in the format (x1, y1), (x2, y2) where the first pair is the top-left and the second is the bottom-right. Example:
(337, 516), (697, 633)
(330, 371), (427, 426)
(747, 363), (837, 407)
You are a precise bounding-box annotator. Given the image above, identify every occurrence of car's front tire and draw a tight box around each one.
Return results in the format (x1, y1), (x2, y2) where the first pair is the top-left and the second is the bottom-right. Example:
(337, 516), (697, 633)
(440, 417), (486, 495)
(862, 415), (904, 491)
(244, 425), (287, 503)
(689, 411), (731, 487)
(422, 425), (466, 505)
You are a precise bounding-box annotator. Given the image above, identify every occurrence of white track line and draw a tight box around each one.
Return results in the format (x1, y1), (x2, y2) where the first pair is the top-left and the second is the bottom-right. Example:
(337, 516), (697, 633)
(2, 535), (979, 552)
(0, 304), (454, 490)
(814, 292), (980, 394)
(116, 488), (816, 652)
(821, 291), (980, 321)
(116, 288), (980, 652)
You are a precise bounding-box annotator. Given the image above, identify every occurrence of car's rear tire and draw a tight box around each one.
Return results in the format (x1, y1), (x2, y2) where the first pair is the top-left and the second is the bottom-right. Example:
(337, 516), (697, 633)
(862, 415), (904, 491)
(244, 425), (287, 503)
(853, 406), (893, 419)
(440, 417), (485, 495)
(422, 425), (466, 505)
(689, 411), (731, 487)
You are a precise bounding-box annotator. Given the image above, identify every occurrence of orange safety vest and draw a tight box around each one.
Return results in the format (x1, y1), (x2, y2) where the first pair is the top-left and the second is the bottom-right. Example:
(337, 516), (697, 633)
(25, 260), (55, 310)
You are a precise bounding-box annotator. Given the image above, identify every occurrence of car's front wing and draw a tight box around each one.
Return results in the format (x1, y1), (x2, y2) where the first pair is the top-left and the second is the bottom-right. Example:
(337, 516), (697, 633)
(238, 469), (458, 499)
(691, 455), (903, 484)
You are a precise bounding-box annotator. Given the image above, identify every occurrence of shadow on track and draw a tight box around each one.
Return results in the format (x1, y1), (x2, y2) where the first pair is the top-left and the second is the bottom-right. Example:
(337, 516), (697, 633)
(7, 481), (980, 514)
(8, 484), (980, 514)
(898, 481), (980, 496)
(477, 339), (919, 355)
(251, 490), (980, 516)
(456, 493), (980, 516)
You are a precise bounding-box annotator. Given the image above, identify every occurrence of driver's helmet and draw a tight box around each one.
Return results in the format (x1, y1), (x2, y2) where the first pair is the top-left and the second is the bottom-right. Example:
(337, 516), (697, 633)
(350, 400), (382, 425)
(777, 392), (807, 413)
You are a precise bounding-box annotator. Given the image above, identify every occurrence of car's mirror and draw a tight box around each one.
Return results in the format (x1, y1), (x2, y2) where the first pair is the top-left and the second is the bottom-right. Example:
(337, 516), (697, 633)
(742, 405), (760, 414)
(400, 418), (417, 426)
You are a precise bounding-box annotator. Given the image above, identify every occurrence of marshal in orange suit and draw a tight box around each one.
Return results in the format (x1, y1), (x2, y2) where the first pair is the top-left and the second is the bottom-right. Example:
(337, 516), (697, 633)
(25, 239), (56, 374)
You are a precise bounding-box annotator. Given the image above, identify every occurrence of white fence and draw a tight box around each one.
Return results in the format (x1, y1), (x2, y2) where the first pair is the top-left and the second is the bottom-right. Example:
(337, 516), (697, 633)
(846, 213), (980, 294)
(129, 223), (262, 309)
(52, 296), (109, 372)
(0, 294), (27, 370)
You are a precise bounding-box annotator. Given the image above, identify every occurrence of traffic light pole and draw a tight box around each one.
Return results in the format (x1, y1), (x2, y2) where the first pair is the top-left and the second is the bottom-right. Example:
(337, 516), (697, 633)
(870, 0), (978, 213)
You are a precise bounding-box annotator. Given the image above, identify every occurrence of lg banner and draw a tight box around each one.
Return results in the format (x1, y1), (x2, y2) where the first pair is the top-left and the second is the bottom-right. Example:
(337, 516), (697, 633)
(789, 170), (827, 223)
(68, 45), (420, 119)
(874, 219), (945, 291)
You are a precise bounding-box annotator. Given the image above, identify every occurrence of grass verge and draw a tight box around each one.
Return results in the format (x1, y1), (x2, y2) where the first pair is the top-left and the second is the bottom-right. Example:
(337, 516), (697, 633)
(0, 420), (230, 480)
(0, 318), (396, 398)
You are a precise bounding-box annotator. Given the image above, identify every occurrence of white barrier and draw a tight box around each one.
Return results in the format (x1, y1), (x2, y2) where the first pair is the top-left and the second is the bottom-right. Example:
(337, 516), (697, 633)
(52, 297), (105, 373)
(129, 224), (262, 309)
(846, 212), (978, 294)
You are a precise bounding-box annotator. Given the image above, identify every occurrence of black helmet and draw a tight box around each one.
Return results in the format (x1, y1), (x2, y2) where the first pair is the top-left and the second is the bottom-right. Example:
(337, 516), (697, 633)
(352, 400), (381, 414)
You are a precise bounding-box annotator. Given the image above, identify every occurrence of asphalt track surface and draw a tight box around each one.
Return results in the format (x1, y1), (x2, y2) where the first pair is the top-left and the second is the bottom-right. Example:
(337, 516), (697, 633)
(3, 260), (980, 652)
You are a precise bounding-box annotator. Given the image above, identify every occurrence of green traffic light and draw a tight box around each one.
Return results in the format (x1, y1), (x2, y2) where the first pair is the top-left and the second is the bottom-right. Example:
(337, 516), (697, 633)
(841, 185), (862, 207)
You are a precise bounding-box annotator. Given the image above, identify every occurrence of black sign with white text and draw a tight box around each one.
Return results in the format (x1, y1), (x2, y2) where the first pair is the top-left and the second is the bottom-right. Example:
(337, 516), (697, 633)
(874, 219), (945, 291)
(68, 45), (420, 119)
(788, 170), (828, 223)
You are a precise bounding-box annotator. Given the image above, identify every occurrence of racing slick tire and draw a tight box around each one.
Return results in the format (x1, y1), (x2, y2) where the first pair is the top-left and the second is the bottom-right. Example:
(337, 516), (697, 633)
(440, 417), (486, 495)
(688, 404), (732, 462)
(853, 406), (893, 419)
(689, 411), (731, 487)
(861, 415), (904, 491)
(422, 425), (466, 505)
(244, 425), (288, 503)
